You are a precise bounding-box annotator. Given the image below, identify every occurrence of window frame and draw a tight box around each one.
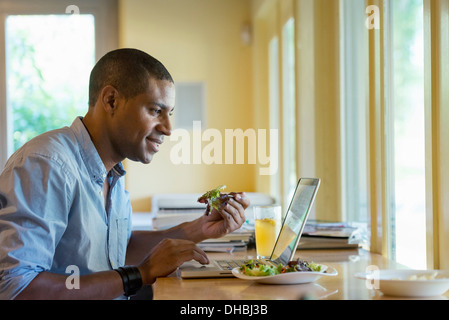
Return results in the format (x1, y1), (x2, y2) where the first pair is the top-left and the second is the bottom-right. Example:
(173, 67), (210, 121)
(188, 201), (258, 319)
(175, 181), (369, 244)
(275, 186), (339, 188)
(0, 0), (118, 169)
(367, 0), (449, 269)
(423, 0), (449, 269)
(251, 0), (449, 268)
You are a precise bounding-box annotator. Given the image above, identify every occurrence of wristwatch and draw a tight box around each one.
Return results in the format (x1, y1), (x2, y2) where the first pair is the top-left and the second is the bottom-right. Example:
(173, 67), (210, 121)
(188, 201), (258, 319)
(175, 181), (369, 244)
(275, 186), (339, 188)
(114, 265), (143, 297)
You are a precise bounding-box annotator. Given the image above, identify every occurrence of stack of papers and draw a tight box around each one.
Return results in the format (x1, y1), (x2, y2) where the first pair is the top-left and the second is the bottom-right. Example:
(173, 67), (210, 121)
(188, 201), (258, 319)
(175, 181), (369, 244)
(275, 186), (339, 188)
(298, 221), (361, 249)
(199, 228), (253, 252)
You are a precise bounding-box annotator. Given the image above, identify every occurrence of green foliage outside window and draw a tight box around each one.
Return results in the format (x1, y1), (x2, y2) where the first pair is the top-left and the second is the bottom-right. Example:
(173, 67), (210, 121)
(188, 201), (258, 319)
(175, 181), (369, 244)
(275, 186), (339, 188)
(6, 15), (95, 151)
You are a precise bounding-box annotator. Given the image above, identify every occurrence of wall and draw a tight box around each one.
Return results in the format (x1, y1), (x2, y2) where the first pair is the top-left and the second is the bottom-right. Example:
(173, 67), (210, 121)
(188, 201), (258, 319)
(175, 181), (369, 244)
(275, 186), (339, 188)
(118, 0), (255, 211)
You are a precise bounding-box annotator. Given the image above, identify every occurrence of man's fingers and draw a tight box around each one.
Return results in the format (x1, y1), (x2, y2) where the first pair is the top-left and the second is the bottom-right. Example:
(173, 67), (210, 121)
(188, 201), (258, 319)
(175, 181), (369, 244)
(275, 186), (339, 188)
(216, 198), (246, 232)
(227, 199), (245, 224)
(192, 249), (210, 265)
(183, 243), (209, 265)
(230, 192), (250, 209)
(175, 240), (210, 265)
(139, 238), (212, 284)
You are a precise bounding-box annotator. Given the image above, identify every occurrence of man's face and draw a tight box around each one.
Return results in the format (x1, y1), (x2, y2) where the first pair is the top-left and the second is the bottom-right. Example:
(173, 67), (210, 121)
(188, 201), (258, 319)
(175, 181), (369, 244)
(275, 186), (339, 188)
(110, 78), (175, 164)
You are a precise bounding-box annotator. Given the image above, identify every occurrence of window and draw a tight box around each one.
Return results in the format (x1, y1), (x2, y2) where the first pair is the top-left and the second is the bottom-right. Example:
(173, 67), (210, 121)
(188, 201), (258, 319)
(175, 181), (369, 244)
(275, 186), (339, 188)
(268, 36), (281, 204)
(174, 82), (206, 129)
(0, 0), (118, 169)
(341, 0), (426, 267)
(340, 0), (369, 225)
(5, 14), (95, 152)
(388, 0), (426, 269)
(282, 18), (297, 209)
(254, 0), (449, 268)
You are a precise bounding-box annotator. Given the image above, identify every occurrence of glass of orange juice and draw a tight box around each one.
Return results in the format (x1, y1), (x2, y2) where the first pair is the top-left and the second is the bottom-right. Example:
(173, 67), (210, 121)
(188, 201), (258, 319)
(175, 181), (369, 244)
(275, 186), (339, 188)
(253, 205), (282, 259)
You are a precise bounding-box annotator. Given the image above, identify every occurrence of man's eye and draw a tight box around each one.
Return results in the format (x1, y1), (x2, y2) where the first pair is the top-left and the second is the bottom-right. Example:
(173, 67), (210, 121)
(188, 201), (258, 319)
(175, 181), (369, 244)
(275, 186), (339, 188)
(149, 108), (162, 116)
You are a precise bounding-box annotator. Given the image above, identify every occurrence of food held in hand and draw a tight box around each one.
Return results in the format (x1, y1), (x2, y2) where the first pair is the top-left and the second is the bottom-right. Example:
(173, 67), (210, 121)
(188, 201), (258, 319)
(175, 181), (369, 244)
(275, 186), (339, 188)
(239, 258), (324, 277)
(197, 185), (234, 215)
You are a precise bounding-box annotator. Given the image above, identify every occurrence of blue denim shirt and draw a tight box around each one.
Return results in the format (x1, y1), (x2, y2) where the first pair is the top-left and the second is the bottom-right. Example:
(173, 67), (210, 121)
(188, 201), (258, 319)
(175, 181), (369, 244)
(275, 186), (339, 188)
(0, 117), (132, 299)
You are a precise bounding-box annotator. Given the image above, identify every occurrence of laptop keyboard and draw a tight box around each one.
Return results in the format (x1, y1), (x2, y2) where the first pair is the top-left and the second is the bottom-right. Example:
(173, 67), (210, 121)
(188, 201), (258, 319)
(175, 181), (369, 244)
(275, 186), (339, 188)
(216, 259), (265, 271)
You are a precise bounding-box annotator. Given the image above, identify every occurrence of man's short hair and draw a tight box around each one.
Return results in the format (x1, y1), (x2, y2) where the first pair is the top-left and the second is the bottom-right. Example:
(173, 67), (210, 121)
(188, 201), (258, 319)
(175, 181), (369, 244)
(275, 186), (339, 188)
(88, 48), (174, 107)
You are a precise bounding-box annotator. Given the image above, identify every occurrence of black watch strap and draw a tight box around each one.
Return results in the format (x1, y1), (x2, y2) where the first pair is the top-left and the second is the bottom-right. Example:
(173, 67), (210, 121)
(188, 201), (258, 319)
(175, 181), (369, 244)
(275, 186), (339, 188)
(114, 265), (143, 297)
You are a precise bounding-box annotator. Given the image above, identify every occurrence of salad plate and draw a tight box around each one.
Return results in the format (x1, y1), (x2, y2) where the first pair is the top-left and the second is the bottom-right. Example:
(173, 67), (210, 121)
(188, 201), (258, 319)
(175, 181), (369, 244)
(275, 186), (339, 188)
(355, 269), (449, 297)
(232, 265), (338, 285)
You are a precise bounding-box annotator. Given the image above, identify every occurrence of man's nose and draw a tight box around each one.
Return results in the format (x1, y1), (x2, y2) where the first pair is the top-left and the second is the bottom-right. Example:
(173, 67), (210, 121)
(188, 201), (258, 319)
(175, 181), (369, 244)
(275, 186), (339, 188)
(157, 114), (172, 136)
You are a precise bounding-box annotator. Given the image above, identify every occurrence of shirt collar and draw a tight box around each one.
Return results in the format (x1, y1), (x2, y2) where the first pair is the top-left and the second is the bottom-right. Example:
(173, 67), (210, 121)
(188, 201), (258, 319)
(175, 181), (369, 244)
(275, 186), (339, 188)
(70, 117), (126, 183)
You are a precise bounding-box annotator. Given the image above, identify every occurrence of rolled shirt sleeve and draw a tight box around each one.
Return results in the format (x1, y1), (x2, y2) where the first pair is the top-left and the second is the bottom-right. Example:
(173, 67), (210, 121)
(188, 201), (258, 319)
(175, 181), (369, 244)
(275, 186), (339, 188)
(0, 153), (73, 299)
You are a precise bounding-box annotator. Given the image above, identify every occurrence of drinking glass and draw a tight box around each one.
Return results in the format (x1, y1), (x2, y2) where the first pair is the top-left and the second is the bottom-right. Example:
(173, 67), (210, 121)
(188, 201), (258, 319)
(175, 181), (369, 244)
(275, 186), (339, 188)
(253, 205), (282, 259)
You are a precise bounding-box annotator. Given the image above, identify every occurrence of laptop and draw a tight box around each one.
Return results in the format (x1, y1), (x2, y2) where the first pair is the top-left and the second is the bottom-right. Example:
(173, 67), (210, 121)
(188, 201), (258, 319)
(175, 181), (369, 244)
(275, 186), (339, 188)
(179, 178), (321, 278)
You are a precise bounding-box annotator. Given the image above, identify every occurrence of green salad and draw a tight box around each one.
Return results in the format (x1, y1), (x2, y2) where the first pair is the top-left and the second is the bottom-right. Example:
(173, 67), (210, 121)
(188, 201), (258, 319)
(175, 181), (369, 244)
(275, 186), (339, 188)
(240, 258), (324, 277)
(197, 185), (233, 215)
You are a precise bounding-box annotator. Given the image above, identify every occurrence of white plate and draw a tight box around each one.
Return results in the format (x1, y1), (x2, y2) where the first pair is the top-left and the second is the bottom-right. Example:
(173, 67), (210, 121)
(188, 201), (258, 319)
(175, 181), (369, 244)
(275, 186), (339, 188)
(355, 269), (449, 297)
(231, 265), (338, 285)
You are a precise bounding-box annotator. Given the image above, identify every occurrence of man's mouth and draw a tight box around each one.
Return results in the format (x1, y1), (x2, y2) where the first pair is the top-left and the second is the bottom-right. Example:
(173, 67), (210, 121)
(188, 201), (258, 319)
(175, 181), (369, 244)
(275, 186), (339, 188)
(146, 137), (163, 152)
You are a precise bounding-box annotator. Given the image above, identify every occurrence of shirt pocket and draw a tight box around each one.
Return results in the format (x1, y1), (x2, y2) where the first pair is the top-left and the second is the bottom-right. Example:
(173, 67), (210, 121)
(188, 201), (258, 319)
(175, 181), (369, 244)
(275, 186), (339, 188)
(108, 217), (129, 268)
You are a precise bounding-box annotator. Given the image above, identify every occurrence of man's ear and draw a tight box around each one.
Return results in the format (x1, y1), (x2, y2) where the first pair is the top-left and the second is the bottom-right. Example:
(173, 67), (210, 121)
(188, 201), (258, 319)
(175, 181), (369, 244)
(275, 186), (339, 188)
(100, 85), (119, 114)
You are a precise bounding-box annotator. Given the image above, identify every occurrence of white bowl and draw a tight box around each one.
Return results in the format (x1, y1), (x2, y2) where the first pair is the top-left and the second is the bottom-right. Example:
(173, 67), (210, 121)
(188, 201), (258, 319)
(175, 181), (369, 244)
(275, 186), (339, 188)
(232, 265), (338, 285)
(355, 269), (449, 297)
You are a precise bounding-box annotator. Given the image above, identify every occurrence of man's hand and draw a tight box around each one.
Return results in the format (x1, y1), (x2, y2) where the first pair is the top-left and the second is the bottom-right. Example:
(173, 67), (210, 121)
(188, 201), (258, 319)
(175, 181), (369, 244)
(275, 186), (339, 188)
(130, 192), (249, 285)
(199, 192), (250, 239)
(137, 238), (209, 285)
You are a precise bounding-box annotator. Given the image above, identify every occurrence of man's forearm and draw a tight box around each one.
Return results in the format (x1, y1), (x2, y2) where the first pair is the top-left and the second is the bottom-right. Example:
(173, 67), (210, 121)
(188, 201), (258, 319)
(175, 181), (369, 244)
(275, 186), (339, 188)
(15, 270), (124, 300)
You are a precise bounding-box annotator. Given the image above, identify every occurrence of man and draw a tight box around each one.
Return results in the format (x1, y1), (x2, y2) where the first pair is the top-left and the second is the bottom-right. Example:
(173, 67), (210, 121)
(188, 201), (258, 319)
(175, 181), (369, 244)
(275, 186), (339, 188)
(0, 48), (249, 299)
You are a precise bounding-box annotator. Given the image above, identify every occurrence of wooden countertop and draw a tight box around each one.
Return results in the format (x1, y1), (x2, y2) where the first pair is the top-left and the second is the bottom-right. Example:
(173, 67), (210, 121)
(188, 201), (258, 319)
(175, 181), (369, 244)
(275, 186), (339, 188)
(152, 248), (449, 300)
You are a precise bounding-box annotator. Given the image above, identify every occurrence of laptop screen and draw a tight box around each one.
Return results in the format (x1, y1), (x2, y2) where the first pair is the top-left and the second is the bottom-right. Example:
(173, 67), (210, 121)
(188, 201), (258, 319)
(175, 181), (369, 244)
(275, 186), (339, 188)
(270, 178), (320, 264)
